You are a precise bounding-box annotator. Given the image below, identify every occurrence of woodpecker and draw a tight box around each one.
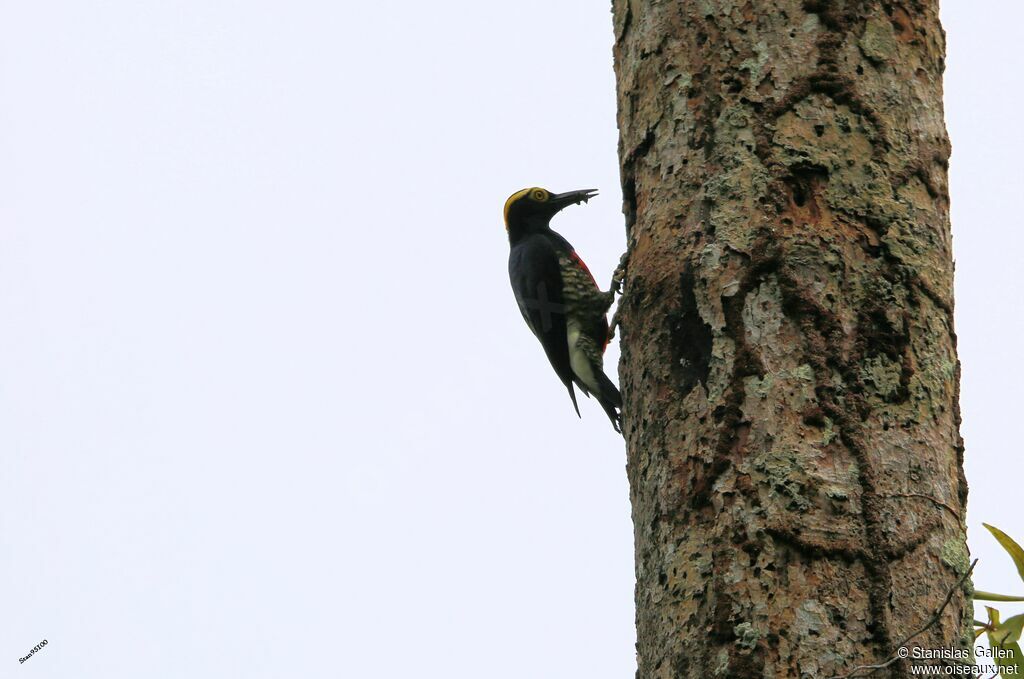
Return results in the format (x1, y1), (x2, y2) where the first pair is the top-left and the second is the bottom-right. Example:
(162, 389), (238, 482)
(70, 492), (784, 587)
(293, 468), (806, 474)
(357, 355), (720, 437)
(505, 187), (623, 432)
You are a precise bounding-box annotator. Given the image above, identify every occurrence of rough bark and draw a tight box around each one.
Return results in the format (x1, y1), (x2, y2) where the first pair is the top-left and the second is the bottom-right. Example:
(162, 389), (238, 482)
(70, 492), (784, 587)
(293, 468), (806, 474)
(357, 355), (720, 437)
(612, 1), (969, 677)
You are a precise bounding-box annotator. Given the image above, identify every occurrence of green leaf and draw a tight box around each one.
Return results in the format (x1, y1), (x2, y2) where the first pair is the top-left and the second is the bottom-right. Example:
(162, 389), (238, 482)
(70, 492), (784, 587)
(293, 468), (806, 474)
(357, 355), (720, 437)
(984, 523), (1024, 583)
(995, 614), (1024, 645)
(986, 611), (1024, 675)
(987, 607), (1002, 630)
(975, 591), (1024, 602)
(994, 642), (1024, 674)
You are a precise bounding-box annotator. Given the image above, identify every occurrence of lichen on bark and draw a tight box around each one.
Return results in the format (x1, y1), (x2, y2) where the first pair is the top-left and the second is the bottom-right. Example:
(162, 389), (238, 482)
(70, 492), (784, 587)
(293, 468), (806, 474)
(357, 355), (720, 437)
(612, 1), (968, 676)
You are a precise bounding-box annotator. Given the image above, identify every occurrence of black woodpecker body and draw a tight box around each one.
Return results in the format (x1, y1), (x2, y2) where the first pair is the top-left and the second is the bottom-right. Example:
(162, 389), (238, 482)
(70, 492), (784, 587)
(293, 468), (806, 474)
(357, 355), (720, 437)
(505, 187), (622, 432)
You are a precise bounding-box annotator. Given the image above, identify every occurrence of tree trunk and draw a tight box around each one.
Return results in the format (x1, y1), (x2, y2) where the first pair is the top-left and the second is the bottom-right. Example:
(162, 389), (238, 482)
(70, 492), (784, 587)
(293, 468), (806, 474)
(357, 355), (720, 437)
(612, 1), (969, 677)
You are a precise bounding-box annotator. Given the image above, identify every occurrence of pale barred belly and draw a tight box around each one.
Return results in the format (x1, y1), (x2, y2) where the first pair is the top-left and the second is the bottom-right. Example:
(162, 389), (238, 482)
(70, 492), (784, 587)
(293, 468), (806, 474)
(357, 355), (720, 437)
(557, 253), (610, 371)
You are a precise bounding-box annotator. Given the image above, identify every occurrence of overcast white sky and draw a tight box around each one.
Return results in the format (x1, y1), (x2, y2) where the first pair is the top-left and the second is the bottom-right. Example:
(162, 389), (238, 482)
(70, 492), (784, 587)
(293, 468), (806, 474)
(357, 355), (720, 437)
(0, 1), (1020, 677)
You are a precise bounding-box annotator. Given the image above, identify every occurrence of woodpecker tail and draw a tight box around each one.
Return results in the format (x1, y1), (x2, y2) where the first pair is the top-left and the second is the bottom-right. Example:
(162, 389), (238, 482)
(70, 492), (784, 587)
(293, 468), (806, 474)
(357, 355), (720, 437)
(594, 370), (622, 433)
(565, 318), (621, 432)
(565, 381), (582, 419)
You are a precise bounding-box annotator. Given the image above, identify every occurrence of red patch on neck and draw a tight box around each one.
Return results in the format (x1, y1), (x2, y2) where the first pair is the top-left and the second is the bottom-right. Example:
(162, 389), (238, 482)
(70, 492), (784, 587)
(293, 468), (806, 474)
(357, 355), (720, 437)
(570, 251), (597, 284)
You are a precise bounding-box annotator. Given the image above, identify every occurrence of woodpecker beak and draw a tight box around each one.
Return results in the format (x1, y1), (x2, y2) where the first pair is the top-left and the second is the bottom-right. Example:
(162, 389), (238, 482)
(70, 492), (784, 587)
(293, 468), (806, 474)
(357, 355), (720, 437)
(550, 189), (598, 212)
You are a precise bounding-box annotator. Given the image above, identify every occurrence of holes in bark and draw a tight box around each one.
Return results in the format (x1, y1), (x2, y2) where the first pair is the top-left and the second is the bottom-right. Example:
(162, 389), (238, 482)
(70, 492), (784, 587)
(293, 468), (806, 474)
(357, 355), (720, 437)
(792, 185), (807, 207)
(855, 301), (913, 403)
(858, 235), (882, 258)
(700, 198), (714, 237)
(668, 266), (714, 396)
(802, 407), (827, 427)
(784, 165), (829, 214)
(621, 173), (637, 233)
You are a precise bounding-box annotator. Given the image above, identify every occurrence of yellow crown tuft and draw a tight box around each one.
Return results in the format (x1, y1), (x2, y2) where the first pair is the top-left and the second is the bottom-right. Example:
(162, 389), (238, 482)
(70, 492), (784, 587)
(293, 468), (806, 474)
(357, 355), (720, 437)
(503, 187), (548, 229)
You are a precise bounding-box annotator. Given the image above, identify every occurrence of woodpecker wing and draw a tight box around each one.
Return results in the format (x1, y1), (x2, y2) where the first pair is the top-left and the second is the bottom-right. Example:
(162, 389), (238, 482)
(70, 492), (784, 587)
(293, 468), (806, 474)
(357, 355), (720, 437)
(508, 234), (580, 417)
(558, 249), (622, 432)
(567, 250), (612, 353)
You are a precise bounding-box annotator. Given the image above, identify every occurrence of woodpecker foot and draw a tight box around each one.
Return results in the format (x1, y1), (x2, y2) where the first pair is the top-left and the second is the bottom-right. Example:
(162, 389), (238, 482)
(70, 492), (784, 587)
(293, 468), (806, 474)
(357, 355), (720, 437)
(608, 307), (622, 343)
(610, 251), (630, 295)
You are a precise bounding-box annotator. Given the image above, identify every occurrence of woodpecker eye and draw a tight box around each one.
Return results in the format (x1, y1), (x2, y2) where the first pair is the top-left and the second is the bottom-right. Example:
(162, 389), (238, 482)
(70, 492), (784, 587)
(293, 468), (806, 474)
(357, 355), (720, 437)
(530, 188), (549, 202)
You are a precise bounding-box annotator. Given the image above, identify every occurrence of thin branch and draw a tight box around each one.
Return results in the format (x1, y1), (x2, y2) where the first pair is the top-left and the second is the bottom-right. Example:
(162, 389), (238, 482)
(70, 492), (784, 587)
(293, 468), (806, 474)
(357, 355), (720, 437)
(894, 559), (977, 649)
(824, 656), (900, 679)
(882, 493), (962, 525)
(825, 559), (978, 679)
